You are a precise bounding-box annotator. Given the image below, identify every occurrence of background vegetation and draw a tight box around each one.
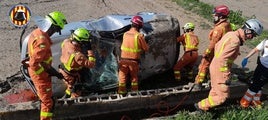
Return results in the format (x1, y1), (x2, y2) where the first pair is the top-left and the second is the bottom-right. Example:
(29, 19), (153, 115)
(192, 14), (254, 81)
(172, 0), (268, 47)
(170, 0), (268, 119)
(171, 105), (268, 120)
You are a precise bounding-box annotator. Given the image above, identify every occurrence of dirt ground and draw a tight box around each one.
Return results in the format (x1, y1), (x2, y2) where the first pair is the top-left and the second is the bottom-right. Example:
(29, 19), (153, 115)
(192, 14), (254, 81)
(200, 0), (268, 28)
(0, 0), (265, 110)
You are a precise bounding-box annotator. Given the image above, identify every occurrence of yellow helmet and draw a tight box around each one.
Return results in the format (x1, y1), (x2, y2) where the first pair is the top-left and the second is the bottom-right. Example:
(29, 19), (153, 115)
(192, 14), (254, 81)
(183, 22), (195, 30)
(46, 11), (67, 29)
(72, 28), (90, 42)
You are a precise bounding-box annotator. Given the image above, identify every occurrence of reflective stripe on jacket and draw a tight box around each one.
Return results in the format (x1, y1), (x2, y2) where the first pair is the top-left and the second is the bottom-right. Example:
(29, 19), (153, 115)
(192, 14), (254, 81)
(177, 31), (199, 52)
(28, 28), (52, 75)
(121, 33), (141, 53)
(213, 31), (241, 73)
(60, 39), (95, 72)
(206, 19), (232, 54)
(120, 27), (149, 60)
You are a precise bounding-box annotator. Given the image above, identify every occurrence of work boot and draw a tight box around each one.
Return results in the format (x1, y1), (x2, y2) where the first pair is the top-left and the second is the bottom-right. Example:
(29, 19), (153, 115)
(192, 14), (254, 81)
(120, 93), (127, 97)
(71, 92), (81, 98)
(190, 103), (205, 114)
(174, 71), (181, 81)
(240, 98), (251, 108)
(61, 93), (71, 99)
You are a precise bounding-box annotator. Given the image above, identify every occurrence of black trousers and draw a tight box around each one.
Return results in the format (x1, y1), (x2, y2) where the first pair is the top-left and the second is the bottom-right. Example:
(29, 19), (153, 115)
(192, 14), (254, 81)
(249, 63), (268, 93)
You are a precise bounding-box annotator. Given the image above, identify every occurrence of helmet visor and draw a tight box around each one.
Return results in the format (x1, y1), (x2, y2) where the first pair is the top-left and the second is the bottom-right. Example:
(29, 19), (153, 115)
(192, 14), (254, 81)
(250, 30), (257, 37)
(73, 33), (90, 42)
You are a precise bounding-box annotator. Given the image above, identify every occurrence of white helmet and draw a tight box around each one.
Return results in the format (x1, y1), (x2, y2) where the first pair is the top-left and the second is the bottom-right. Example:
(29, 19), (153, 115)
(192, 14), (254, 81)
(243, 19), (263, 35)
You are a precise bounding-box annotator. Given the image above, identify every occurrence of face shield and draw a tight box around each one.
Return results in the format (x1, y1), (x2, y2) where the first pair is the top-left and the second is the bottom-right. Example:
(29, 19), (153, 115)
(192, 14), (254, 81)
(244, 29), (257, 40)
(212, 14), (220, 24)
(32, 16), (52, 32)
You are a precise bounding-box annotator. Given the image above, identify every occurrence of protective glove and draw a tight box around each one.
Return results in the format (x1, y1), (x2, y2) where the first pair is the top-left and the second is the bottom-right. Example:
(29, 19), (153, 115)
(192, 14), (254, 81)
(241, 58), (248, 68)
(87, 50), (96, 63)
(202, 53), (209, 58)
(203, 49), (211, 58)
(145, 36), (154, 46)
(87, 50), (95, 57)
(46, 67), (64, 79)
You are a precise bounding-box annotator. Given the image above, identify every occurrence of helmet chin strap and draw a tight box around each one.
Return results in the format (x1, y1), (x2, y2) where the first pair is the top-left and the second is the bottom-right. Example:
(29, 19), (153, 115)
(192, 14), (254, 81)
(53, 25), (62, 35)
(239, 36), (244, 46)
(213, 16), (220, 24)
(58, 30), (62, 35)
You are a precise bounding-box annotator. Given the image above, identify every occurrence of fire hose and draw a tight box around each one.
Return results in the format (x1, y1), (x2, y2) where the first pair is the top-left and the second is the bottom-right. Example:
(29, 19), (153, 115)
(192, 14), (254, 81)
(149, 83), (197, 118)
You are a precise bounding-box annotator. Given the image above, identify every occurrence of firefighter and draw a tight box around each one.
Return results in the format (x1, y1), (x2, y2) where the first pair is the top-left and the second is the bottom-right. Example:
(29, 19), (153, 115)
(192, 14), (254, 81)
(27, 11), (67, 120)
(195, 19), (263, 111)
(194, 5), (232, 87)
(118, 15), (149, 95)
(240, 39), (268, 108)
(173, 23), (199, 81)
(59, 28), (95, 98)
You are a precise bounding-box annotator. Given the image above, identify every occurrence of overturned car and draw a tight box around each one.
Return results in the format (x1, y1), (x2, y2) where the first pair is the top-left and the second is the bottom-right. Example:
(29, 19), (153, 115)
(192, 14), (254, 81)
(20, 12), (180, 96)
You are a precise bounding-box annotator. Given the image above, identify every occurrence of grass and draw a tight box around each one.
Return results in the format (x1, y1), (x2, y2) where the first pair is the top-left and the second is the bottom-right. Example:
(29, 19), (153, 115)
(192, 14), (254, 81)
(172, 0), (248, 26)
(171, 105), (268, 120)
(172, 0), (268, 47)
(246, 30), (268, 48)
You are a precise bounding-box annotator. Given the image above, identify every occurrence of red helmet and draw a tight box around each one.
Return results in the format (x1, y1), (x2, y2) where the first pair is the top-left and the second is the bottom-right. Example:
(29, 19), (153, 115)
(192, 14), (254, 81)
(131, 15), (144, 27)
(213, 5), (230, 16)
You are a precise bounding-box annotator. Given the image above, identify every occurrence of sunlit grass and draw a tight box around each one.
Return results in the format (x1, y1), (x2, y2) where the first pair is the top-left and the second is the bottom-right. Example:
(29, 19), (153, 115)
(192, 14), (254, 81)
(172, 0), (248, 26)
(172, 0), (268, 47)
(164, 105), (268, 120)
